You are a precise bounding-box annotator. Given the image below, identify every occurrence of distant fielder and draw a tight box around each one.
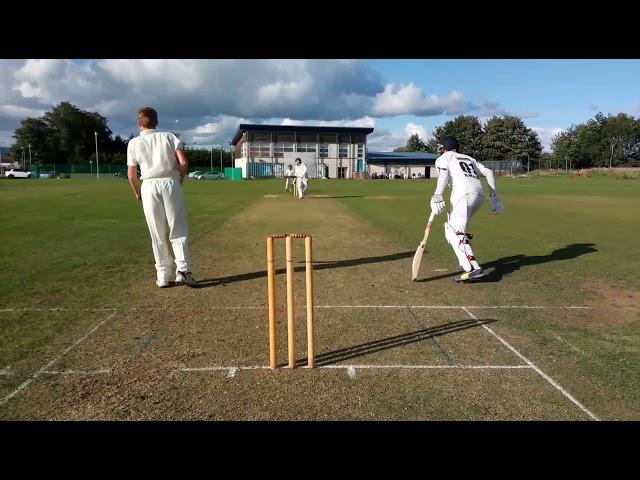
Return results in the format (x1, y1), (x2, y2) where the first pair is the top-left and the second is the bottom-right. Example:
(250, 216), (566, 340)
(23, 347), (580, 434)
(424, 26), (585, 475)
(294, 157), (308, 199)
(430, 136), (504, 282)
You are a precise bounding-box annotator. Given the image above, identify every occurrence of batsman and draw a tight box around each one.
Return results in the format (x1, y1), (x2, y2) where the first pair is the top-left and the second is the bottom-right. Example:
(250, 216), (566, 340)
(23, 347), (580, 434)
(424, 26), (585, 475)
(430, 136), (505, 282)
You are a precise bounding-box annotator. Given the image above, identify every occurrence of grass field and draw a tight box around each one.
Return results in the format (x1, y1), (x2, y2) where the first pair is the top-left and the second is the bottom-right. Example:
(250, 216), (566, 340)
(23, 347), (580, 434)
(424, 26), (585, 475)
(1, 174), (638, 420)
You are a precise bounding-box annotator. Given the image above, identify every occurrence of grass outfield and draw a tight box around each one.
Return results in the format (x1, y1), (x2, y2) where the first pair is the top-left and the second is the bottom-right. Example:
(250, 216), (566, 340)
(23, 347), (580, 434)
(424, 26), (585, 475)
(0, 175), (638, 419)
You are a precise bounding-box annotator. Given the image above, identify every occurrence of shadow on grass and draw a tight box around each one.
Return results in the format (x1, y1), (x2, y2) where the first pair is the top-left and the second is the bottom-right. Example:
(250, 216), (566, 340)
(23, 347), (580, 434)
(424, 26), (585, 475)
(292, 318), (496, 367)
(193, 251), (414, 288)
(417, 243), (598, 284)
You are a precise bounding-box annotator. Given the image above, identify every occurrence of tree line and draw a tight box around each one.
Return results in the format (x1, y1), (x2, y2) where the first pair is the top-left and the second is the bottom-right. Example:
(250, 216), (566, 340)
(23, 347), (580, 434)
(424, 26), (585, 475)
(395, 115), (543, 164)
(9, 102), (233, 170)
(395, 112), (640, 169)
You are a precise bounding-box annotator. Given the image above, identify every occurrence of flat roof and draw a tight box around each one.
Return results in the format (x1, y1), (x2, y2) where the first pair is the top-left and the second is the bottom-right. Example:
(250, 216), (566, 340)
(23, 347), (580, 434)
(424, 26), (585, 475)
(231, 124), (374, 145)
(367, 151), (438, 164)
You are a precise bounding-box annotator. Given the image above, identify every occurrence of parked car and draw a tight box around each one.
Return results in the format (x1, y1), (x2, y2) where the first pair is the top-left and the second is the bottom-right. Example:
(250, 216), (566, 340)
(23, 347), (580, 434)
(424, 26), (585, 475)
(196, 171), (225, 180)
(188, 170), (206, 178)
(57, 172), (71, 179)
(4, 168), (32, 179)
(39, 171), (54, 179)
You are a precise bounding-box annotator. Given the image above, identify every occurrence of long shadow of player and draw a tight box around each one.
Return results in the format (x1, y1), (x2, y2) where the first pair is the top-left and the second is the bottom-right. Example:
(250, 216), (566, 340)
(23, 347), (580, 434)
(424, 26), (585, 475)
(418, 243), (598, 283)
(193, 251), (414, 288)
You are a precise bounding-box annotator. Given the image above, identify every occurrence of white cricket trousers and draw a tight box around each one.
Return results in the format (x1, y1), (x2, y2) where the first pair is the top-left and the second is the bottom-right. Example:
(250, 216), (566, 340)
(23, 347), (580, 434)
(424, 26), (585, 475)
(296, 177), (308, 198)
(444, 190), (484, 272)
(141, 177), (193, 282)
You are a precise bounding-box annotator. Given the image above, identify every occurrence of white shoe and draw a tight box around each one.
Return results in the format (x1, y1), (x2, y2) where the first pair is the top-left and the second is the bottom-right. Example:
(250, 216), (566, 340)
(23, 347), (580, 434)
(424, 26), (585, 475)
(156, 279), (170, 288)
(175, 271), (197, 286)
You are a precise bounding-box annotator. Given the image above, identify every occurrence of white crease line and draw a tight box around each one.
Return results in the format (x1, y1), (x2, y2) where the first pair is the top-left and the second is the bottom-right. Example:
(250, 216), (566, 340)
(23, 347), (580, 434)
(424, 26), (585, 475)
(0, 310), (119, 407)
(41, 369), (111, 376)
(179, 366), (271, 372)
(179, 364), (533, 372)
(461, 307), (599, 421)
(0, 305), (593, 313)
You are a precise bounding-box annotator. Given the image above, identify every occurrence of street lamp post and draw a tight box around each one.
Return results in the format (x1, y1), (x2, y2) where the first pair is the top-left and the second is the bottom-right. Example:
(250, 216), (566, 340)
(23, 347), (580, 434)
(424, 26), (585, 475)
(28, 143), (32, 167)
(90, 160), (93, 175)
(94, 131), (99, 179)
(220, 146), (223, 174)
(210, 146), (213, 173)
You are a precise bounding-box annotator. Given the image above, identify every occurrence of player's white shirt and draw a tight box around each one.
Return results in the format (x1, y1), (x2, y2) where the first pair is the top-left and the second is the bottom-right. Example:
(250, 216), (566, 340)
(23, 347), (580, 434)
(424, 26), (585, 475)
(285, 168), (295, 178)
(435, 151), (488, 196)
(127, 129), (182, 180)
(294, 163), (308, 179)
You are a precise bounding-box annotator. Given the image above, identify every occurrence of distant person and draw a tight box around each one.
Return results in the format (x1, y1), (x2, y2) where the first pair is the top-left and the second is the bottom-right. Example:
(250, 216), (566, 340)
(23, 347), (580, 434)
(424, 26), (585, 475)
(127, 106), (196, 288)
(284, 165), (295, 192)
(294, 157), (308, 199)
(430, 137), (504, 282)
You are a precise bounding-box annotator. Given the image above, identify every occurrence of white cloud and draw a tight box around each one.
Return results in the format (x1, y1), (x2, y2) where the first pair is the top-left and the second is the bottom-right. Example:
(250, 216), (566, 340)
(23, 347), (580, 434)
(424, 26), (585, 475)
(0, 59), (385, 142)
(368, 122), (434, 152)
(189, 115), (250, 145)
(372, 83), (471, 117)
(404, 122), (430, 142)
(0, 105), (46, 119)
(532, 127), (565, 152)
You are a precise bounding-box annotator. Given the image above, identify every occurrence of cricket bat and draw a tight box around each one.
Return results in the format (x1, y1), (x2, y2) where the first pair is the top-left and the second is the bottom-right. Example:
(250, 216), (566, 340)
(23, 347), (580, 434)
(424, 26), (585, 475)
(411, 211), (436, 281)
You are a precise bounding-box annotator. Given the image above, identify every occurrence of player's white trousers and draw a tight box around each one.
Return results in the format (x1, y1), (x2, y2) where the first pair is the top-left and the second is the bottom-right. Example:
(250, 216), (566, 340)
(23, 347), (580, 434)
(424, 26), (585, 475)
(296, 178), (308, 198)
(141, 177), (193, 281)
(445, 190), (484, 272)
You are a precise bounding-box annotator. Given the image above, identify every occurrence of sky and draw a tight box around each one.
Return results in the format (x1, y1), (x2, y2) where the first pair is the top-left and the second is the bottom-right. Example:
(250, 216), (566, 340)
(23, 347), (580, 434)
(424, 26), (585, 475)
(0, 59), (638, 153)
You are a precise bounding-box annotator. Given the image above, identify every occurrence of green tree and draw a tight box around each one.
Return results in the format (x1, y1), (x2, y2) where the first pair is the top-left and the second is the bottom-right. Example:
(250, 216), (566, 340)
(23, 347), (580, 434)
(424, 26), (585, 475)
(394, 133), (426, 152)
(432, 115), (484, 158)
(482, 115), (542, 163)
(11, 102), (124, 166)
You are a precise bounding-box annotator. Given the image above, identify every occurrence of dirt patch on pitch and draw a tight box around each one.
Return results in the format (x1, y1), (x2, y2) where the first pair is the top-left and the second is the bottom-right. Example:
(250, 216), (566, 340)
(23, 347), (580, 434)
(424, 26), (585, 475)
(366, 196), (394, 200)
(580, 281), (640, 327)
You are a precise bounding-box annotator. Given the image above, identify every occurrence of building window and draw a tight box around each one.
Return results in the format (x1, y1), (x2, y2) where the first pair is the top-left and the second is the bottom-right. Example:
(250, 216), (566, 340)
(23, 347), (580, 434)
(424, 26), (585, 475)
(356, 144), (364, 158)
(250, 141), (271, 157)
(249, 132), (270, 142)
(339, 144), (349, 158)
(274, 133), (294, 143)
(319, 133), (336, 144)
(319, 144), (329, 158)
(297, 142), (317, 153)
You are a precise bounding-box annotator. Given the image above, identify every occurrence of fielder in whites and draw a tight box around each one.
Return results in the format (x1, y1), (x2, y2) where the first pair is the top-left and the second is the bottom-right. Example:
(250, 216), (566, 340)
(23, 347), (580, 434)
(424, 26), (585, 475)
(127, 107), (197, 288)
(430, 136), (505, 282)
(294, 157), (308, 199)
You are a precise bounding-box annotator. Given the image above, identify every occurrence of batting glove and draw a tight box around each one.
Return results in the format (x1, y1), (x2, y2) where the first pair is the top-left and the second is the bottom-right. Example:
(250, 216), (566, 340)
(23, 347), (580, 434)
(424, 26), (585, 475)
(430, 194), (446, 215)
(489, 193), (504, 214)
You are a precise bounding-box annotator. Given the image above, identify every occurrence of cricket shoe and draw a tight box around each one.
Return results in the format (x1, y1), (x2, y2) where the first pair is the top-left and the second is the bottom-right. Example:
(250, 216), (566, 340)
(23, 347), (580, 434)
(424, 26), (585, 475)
(453, 268), (485, 283)
(175, 271), (197, 287)
(156, 279), (170, 288)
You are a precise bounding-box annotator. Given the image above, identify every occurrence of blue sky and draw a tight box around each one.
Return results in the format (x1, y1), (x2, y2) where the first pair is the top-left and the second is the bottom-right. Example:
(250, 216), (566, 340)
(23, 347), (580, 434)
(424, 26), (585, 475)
(1, 59), (638, 153)
(366, 59), (640, 147)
